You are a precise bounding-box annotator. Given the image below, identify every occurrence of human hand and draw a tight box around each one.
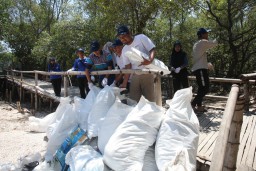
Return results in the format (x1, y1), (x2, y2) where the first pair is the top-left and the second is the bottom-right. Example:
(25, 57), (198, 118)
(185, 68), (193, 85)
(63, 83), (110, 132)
(175, 67), (181, 73)
(119, 82), (127, 88)
(67, 69), (73, 73)
(88, 82), (94, 89)
(139, 58), (152, 66)
(208, 62), (214, 71)
(101, 77), (108, 87)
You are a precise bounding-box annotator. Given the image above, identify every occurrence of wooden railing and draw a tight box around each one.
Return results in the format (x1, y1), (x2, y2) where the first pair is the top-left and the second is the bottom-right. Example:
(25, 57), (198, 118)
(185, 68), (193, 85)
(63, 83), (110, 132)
(209, 84), (244, 171)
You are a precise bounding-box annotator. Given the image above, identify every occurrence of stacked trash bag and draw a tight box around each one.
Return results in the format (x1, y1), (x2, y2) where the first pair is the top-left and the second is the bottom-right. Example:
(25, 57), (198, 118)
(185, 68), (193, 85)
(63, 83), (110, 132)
(25, 86), (199, 171)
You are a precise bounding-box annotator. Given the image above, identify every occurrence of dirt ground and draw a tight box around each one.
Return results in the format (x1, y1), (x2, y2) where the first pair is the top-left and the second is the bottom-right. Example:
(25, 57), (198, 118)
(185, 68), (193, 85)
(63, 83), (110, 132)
(0, 101), (47, 166)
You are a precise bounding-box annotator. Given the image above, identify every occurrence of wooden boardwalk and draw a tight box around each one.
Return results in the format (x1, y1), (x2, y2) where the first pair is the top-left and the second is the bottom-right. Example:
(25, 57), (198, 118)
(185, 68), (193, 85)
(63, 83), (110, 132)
(197, 109), (256, 170)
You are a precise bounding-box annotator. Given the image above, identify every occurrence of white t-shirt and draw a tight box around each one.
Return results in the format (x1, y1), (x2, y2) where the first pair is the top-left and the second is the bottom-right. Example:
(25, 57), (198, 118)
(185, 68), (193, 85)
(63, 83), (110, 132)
(116, 55), (125, 69)
(122, 34), (156, 70)
(191, 39), (218, 72)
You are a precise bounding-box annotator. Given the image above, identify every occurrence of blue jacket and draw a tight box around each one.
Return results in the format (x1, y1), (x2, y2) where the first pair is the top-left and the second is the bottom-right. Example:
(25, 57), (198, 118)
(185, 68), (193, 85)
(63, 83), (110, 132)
(72, 57), (88, 78)
(48, 63), (62, 80)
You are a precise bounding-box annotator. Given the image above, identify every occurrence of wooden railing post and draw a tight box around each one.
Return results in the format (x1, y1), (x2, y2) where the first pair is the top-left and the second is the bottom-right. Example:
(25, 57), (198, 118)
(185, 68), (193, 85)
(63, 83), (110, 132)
(64, 75), (68, 97)
(209, 84), (241, 171)
(19, 72), (23, 101)
(155, 74), (162, 106)
(243, 80), (250, 111)
(34, 71), (38, 111)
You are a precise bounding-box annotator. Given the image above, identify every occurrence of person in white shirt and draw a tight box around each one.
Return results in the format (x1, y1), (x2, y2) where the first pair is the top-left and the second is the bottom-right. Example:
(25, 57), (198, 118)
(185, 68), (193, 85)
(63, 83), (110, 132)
(191, 28), (218, 113)
(117, 25), (156, 102)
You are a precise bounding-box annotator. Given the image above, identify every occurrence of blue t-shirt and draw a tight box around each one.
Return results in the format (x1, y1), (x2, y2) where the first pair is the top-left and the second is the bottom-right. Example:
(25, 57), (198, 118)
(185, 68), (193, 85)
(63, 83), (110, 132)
(87, 50), (113, 71)
(73, 57), (88, 78)
(48, 63), (62, 80)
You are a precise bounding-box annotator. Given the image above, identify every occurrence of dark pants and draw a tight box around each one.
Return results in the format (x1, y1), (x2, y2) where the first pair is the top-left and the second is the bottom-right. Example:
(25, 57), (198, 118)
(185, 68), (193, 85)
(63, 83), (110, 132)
(191, 69), (209, 107)
(77, 77), (89, 99)
(172, 70), (189, 94)
(51, 78), (62, 97)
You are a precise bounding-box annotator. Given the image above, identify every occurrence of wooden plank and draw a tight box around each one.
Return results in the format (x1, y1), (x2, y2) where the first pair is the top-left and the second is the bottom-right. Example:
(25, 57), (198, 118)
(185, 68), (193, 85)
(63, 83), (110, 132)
(246, 115), (256, 168)
(197, 131), (216, 155)
(203, 131), (219, 158)
(240, 116), (256, 165)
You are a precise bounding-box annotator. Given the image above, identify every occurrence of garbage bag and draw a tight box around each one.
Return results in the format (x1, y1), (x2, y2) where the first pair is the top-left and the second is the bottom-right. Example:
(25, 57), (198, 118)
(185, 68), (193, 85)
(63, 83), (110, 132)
(103, 96), (164, 171)
(87, 86), (116, 139)
(45, 103), (78, 161)
(142, 146), (158, 171)
(75, 86), (101, 131)
(98, 98), (134, 154)
(125, 47), (170, 75)
(29, 97), (71, 133)
(155, 87), (199, 171)
(65, 145), (104, 171)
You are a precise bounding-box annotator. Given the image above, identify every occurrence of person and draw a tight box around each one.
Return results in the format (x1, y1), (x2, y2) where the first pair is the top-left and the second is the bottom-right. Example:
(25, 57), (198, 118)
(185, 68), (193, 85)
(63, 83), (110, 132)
(85, 41), (115, 88)
(103, 42), (117, 67)
(117, 25), (156, 102)
(169, 40), (189, 94)
(111, 38), (130, 90)
(68, 48), (89, 99)
(191, 28), (218, 113)
(48, 57), (62, 97)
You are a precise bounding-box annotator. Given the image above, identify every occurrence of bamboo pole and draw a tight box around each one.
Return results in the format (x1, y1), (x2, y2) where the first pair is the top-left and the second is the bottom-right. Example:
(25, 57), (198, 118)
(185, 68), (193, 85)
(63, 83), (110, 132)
(243, 80), (249, 111)
(155, 74), (162, 106)
(209, 84), (240, 171)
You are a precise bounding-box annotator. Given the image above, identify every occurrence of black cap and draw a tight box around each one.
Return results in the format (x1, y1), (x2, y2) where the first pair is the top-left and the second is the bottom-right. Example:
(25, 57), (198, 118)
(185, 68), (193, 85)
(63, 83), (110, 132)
(90, 41), (100, 52)
(116, 25), (129, 36)
(76, 48), (85, 53)
(197, 28), (210, 36)
(174, 40), (181, 46)
(112, 39), (123, 47)
(49, 57), (56, 61)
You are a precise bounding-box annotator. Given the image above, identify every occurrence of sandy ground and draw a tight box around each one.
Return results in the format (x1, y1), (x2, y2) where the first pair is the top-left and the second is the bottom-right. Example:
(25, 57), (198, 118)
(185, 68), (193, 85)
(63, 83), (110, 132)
(0, 101), (47, 166)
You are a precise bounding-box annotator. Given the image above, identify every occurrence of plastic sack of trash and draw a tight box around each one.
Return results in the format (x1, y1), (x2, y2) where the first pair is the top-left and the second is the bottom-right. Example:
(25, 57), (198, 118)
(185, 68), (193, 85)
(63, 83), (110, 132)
(155, 87), (199, 171)
(0, 164), (17, 171)
(103, 96), (164, 171)
(33, 161), (61, 171)
(65, 145), (104, 171)
(29, 97), (71, 133)
(75, 86), (101, 131)
(98, 98), (134, 154)
(87, 86), (116, 139)
(125, 47), (170, 75)
(45, 103), (78, 161)
(142, 146), (158, 171)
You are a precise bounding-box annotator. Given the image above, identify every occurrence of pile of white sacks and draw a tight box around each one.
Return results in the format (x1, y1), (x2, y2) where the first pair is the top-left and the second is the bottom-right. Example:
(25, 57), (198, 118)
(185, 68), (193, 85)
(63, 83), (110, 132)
(28, 85), (199, 171)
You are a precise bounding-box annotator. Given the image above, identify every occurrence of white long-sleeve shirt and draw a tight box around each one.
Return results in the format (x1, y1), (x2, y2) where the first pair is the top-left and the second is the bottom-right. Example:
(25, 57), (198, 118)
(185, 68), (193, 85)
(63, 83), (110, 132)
(191, 39), (218, 72)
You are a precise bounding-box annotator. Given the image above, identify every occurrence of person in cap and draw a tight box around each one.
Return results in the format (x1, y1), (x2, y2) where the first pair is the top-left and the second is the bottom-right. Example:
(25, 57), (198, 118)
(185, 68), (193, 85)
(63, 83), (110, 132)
(117, 25), (156, 102)
(169, 40), (189, 95)
(110, 38), (130, 90)
(48, 57), (62, 97)
(103, 42), (117, 67)
(68, 48), (89, 99)
(191, 28), (218, 113)
(85, 41), (115, 88)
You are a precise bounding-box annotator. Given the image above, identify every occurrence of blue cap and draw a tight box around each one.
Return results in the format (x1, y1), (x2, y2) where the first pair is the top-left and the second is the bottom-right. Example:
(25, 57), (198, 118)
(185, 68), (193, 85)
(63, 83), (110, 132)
(49, 57), (56, 61)
(116, 25), (129, 36)
(76, 48), (85, 53)
(90, 41), (100, 52)
(197, 28), (210, 36)
(112, 39), (123, 47)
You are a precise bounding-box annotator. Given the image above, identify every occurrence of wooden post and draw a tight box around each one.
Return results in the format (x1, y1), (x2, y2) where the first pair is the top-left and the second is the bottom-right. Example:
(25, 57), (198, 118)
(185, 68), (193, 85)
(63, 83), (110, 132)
(19, 73), (23, 101)
(223, 95), (244, 171)
(35, 72), (38, 111)
(209, 84), (241, 171)
(155, 74), (162, 106)
(5, 88), (8, 103)
(30, 93), (33, 109)
(9, 90), (12, 103)
(243, 80), (249, 111)
(64, 75), (68, 97)
(169, 75), (173, 98)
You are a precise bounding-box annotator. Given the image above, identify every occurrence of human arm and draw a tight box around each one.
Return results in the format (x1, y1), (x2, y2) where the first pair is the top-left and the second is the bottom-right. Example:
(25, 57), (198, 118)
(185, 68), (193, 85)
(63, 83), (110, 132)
(119, 63), (131, 88)
(140, 48), (155, 66)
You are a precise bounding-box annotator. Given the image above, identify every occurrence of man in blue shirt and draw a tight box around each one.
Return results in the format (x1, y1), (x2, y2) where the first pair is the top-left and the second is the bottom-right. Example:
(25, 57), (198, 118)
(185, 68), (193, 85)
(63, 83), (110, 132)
(68, 48), (89, 99)
(48, 57), (62, 97)
(85, 41), (115, 88)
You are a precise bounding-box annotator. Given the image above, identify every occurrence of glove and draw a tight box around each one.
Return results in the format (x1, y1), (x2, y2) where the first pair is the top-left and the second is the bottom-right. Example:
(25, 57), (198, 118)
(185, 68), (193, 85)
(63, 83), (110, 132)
(67, 68), (73, 73)
(91, 76), (95, 82)
(208, 62), (214, 71)
(101, 77), (108, 87)
(175, 67), (181, 73)
(110, 80), (116, 87)
(88, 82), (94, 89)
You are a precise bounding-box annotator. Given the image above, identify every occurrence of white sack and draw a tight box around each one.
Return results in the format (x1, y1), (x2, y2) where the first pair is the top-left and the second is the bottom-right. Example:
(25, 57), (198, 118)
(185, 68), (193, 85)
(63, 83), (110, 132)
(45, 104), (78, 161)
(125, 47), (171, 75)
(29, 97), (71, 133)
(98, 98), (134, 154)
(76, 86), (101, 130)
(142, 146), (158, 171)
(103, 96), (164, 171)
(155, 87), (199, 171)
(65, 145), (104, 171)
(87, 86), (116, 139)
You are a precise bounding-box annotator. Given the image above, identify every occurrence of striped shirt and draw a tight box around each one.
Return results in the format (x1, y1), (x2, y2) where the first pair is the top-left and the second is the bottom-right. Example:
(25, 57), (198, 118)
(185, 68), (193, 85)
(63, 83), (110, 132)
(87, 50), (113, 70)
